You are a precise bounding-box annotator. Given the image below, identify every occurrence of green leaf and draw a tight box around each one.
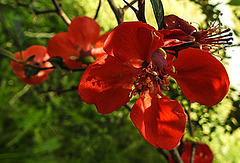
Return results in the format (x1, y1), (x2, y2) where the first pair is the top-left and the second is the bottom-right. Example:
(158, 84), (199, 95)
(0, 48), (18, 62)
(228, 0), (240, 6)
(25, 66), (40, 78)
(0, 4), (24, 49)
(150, 0), (164, 30)
(47, 56), (66, 69)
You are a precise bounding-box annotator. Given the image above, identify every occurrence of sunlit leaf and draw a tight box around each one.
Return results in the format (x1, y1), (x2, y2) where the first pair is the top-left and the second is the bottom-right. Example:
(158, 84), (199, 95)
(228, 0), (240, 6)
(0, 48), (18, 62)
(150, 0), (164, 30)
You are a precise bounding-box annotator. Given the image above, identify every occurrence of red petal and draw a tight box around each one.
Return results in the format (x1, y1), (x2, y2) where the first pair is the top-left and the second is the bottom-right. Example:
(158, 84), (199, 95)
(47, 32), (79, 59)
(159, 29), (195, 47)
(169, 48), (230, 106)
(164, 15), (196, 35)
(92, 32), (110, 58)
(104, 22), (164, 64)
(68, 16), (100, 51)
(130, 92), (186, 150)
(78, 55), (141, 114)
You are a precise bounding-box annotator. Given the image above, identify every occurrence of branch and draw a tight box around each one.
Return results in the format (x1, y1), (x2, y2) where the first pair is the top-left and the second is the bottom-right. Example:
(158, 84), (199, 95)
(123, 0), (138, 11)
(51, 0), (71, 25)
(39, 85), (78, 95)
(123, 0), (146, 22)
(157, 148), (169, 161)
(16, 0), (71, 26)
(169, 148), (183, 163)
(94, 0), (103, 19)
(107, 0), (124, 24)
(185, 101), (197, 163)
(137, 0), (146, 23)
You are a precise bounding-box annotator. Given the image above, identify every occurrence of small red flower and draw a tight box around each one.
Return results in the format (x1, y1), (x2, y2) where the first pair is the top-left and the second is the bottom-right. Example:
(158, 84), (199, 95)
(10, 45), (53, 85)
(78, 21), (229, 150)
(47, 16), (108, 69)
(169, 142), (214, 163)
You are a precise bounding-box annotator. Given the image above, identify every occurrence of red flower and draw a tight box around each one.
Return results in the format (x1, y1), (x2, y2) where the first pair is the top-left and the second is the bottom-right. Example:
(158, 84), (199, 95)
(10, 45), (53, 85)
(160, 14), (233, 50)
(78, 21), (229, 149)
(47, 16), (108, 69)
(169, 142), (214, 163)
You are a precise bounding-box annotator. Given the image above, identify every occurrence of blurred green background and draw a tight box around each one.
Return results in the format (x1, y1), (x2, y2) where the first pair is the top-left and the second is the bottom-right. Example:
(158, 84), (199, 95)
(1, 0), (240, 162)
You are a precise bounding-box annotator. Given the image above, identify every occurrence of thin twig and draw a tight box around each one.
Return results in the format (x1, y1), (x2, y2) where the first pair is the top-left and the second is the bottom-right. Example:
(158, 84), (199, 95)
(169, 148), (183, 163)
(123, 0), (138, 10)
(185, 101), (197, 163)
(94, 0), (103, 19)
(157, 148), (169, 161)
(39, 85), (78, 95)
(16, 0), (71, 25)
(107, 0), (124, 24)
(51, 0), (71, 25)
(123, 0), (146, 22)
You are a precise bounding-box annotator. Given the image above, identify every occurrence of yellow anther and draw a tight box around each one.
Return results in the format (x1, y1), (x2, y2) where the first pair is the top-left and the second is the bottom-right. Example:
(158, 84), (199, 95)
(157, 94), (162, 98)
(171, 66), (176, 74)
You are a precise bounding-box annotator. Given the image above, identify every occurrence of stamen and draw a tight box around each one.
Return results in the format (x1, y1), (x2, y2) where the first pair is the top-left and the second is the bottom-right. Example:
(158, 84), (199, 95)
(131, 61), (170, 97)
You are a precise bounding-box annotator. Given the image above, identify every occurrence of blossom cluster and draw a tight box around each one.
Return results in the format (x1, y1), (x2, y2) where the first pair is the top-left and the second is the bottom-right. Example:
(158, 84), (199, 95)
(11, 15), (230, 154)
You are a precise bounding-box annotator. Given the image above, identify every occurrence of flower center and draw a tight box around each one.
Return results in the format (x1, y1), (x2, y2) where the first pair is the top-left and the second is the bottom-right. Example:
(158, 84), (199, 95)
(131, 55), (171, 98)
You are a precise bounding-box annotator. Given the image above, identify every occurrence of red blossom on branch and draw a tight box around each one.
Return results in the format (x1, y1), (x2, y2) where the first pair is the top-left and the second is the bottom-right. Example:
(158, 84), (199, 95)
(10, 45), (53, 85)
(78, 21), (229, 150)
(47, 16), (108, 69)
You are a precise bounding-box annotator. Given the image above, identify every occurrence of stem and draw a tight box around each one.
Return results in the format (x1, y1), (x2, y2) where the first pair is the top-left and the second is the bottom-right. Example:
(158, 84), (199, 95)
(169, 148), (183, 163)
(123, 0), (138, 10)
(51, 0), (71, 25)
(185, 101), (197, 163)
(157, 148), (169, 161)
(107, 0), (124, 24)
(94, 0), (103, 19)
(39, 85), (78, 95)
(137, 0), (146, 23)
(0, 48), (18, 62)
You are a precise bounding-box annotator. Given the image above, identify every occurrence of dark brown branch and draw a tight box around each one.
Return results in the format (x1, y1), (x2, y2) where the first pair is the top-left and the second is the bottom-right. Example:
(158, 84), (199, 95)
(34, 10), (57, 15)
(190, 143), (197, 163)
(169, 148), (183, 163)
(40, 85), (78, 95)
(16, 0), (71, 26)
(16, 0), (29, 7)
(94, 0), (103, 19)
(107, 0), (124, 24)
(137, 0), (146, 23)
(123, 0), (138, 10)
(123, 0), (146, 22)
(185, 101), (197, 163)
(51, 0), (71, 25)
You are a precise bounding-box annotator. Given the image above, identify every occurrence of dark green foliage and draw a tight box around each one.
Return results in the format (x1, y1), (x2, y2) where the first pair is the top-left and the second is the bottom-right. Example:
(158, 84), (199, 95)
(150, 0), (164, 30)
